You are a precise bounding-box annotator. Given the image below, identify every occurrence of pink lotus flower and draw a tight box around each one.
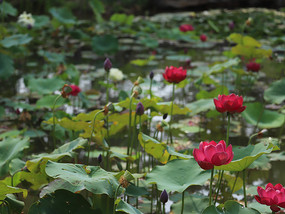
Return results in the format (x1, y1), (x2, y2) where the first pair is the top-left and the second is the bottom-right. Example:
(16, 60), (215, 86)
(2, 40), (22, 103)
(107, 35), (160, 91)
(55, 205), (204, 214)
(246, 59), (261, 72)
(163, 66), (187, 84)
(67, 84), (81, 96)
(200, 34), (207, 42)
(214, 94), (246, 114)
(255, 183), (285, 212)
(179, 24), (194, 32)
(193, 140), (233, 170)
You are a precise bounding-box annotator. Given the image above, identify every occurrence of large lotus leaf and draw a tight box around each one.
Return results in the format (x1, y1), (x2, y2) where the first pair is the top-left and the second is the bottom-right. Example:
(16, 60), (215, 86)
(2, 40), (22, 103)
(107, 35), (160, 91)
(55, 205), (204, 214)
(0, 183), (27, 205)
(223, 173), (243, 193)
(28, 189), (96, 214)
(0, 34), (32, 48)
(146, 158), (210, 192)
(116, 199), (143, 214)
(28, 77), (65, 95)
(264, 78), (285, 104)
(231, 45), (272, 59)
(26, 137), (87, 173)
(0, 2), (17, 16)
(49, 7), (77, 24)
(117, 97), (161, 112)
(138, 133), (190, 164)
(45, 161), (119, 197)
(242, 102), (285, 129)
(0, 137), (29, 176)
(215, 141), (279, 171)
(186, 99), (215, 116)
(228, 33), (261, 47)
(171, 195), (208, 214)
(0, 53), (14, 79)
(92, 35), (118, 55)
(155, 102), (191, 115)
(202, 200), (260, 214)
(40, 179), (84, 198)
(207, 58), (240, 75)
(37, 50), (65, 63)
(36, 95), (68, 109)
(196, 86), (229, 100)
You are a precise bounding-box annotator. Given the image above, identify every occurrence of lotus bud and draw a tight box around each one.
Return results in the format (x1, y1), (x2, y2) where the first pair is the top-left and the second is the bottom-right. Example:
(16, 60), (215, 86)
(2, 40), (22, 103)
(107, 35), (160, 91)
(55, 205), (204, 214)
(132, 85), (142, 98)
(119, 170), (134, 188)
(98, 154), (103, 164)
(134, 76), (144, 86)
(160, 189), (168, 204)
(104, 102), (114, 115)
(136, 102), (144, 116)
(246, 17), (252, 26)
(149, 71), (154, 80)
(104, 58), (112, 72)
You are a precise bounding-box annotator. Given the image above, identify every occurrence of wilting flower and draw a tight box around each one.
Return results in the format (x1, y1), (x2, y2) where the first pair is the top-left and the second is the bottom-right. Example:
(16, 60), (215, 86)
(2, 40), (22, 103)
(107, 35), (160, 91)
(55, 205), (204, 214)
(136, 102), (144, 116)
(179, 24), (194, 32)
(109, 68), (124, 82)
(255, 183), (285, 212)
(163, 66), (187, 84)
(160, 189), (168, 204)
(214, 94), (246, 114)
(193, 140), (233, 170)
(18, 11), (35, 28)
(67, 85), (81, 96)
(246, 60), (261, 72)
(104, 58), (112, 71)
(200, 34), (207, 42)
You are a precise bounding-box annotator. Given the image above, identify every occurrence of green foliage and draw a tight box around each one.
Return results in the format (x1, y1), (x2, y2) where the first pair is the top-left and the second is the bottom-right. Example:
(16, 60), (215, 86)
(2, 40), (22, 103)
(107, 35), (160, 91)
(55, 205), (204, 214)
(172, 195), (209, 214)
(89, 0), (105, 23)
(146, 158), (210, 192)
(91, 35), (119, 55)
(0, 183), (27, 205)
(36, 95), (68, 109)
(110, 13), (134, 25)
(27, 77), (65, 95)
(49, 7), (77, 25)
(116, 199), (143, 214)
(0, 34), (33, 48)
(0, 53), (14, 79)
(0, 2), (18, 17)
(215, 141), (279, 171)
(203, 200), (260, 213)
(242, 102), (285, 129)
(45, 161), (120, 197)
(264, 78), (285, 104)
(186, 99), (215, 116)
(28, 189), (96, 214)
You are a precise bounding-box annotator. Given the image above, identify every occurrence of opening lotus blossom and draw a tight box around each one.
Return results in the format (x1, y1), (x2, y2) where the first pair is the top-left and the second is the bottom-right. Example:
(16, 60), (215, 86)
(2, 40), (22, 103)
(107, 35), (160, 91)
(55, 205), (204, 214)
(246, 59), (261, 72)
(214, 94), (246, 114)
(179, 24), (194, 32)
(200, 34), (207, 42)
(67, 84), (81, 96)
(255, 183), (285, 212)
(163, 66), (187, 84)
(193, 140), (234, 170)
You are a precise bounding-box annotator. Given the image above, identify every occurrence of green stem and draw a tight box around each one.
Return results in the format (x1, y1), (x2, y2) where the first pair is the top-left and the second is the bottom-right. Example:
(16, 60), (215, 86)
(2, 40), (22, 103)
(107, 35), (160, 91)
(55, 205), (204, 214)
(226, 112), (231, 146)
(129, 114), (137, 168)
(169, 83), (175, 144)
(209, 168), (214, 206)
(231, 171), (240, 197)
(52, 95), (62, 149)
(162, 203), (166, 214)
(150, 78), (153, 99)
(106, 72), (110, 138)
(87, 110), (104, 165)
(214, 170), (224, 204)
(112, 184), (122, 214)
(11, 170), (22, 187)
(150, 184), (154, 213)
(181, 191), (185, 214)
(248, 133), (259, 145)
(137, 116), (142, 173)
(127, 97), (133, 159)
(243, 170), (247, 207)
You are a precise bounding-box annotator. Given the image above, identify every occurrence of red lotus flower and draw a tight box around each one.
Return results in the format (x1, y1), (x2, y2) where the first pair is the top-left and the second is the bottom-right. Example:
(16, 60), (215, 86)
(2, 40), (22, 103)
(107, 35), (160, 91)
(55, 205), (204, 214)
(255, 183), (285, 212)
(179, 24), (194, 32)
(246, 60), (261, 72)
(213, 94), (246, 114)
(193, 140), (233, 170)
(200, 34), (207, 42)
(163, 66), (187, 84)
(67, 84), (81, 96)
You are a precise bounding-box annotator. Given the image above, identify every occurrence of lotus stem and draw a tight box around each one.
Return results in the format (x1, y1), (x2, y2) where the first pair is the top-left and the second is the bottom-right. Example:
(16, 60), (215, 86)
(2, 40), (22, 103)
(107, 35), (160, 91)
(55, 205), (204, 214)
(214, 170), (224, 204)
(169, 83), (175, 144)
(52, 94), (62, 149)
(112, 184), (122, 214)
(162, 203), (166, 214)
(243, 169), (247, 207)
(209, 168), (214, 206)
(181, 190), (185, 214)
(106, 71), (110, 138)
(231, 171), (240, 197)
(87, 109), (104, 165)
(126, 97), (134, 169)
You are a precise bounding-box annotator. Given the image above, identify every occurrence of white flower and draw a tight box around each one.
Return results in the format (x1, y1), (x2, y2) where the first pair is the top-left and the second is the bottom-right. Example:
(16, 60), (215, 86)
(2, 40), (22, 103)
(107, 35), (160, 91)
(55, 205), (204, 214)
(18, 11), (35, 28)
(109, 68), (124, 82)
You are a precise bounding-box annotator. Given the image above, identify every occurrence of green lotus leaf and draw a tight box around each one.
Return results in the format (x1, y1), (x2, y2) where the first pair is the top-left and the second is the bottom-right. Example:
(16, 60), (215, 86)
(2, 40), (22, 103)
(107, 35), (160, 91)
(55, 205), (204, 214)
(242, 102), (285, 129)
(0, 34), (32, 48)
(264, 78), (285, 104)
(215, 141), (279, 171)
(116, 199), (143, 214)
(45, 161), (120, 197)
(171, 195), (208, 214)
(0, 183), (27, 205)
(146, 158), (210, 192)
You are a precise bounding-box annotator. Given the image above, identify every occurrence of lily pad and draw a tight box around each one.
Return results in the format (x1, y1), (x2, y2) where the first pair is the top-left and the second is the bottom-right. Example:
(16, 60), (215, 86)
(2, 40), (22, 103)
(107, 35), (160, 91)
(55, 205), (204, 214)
(264, 78), (285, 104)
(92, 35), (119, 55)
(242, 102), (285, 129)
(0, 53), (14, 79)
(28, 77), (65, 95)
(0, 34), (32, 48)
(146, 158), (210, 192)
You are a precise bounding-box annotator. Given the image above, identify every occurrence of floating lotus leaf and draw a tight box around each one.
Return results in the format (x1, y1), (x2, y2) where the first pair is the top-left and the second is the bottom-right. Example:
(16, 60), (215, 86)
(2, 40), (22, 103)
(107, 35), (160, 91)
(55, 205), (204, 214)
(215, 141), (279, 171)
(146, 158), (210, 192)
